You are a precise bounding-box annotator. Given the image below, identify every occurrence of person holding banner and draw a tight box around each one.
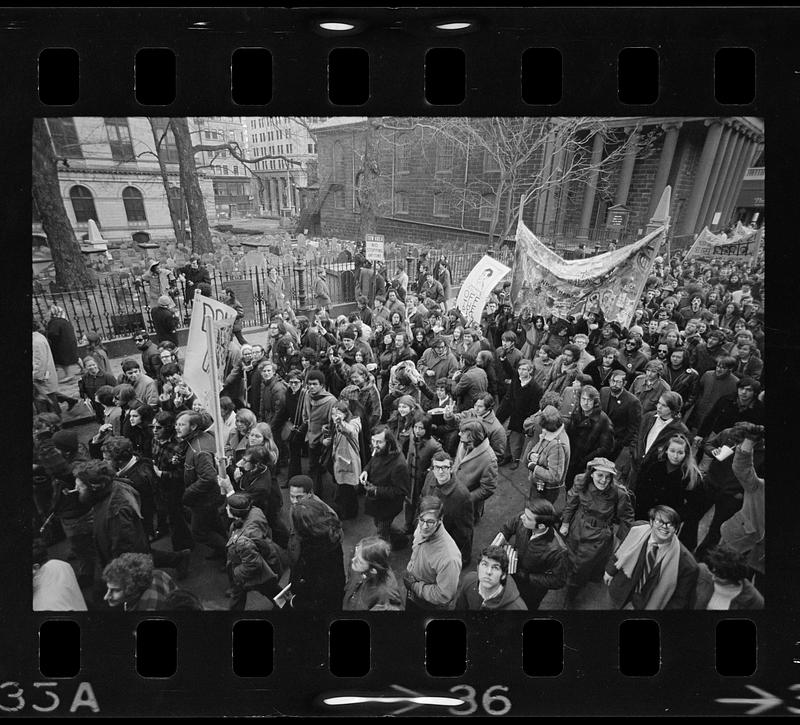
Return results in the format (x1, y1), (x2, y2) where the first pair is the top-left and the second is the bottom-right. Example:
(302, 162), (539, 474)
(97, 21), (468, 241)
(177, 411), (228, 561)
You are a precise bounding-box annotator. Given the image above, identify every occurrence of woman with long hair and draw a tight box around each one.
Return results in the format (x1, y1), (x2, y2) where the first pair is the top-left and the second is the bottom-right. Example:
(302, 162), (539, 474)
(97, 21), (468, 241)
(323, 399), (362, 520)
(247, 422), (279, 474)
(559, 457), (634, 607)
(634, 433), (700, 520)
(343, 536), (404, 610)
(387, 394), (422, 455)
(127, 402), (155, 460)
(404, 412), (443, 534)
(288, 497), (345, 610)
(225, 408), (257, 478)
(564, 385), (615, 489)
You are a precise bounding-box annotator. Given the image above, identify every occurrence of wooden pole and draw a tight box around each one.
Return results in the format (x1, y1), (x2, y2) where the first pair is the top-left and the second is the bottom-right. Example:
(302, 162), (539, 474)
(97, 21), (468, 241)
(204, 314), (228, 478)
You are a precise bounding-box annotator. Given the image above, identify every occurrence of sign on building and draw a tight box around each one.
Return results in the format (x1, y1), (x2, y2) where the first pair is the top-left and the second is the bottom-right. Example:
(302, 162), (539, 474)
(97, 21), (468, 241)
(365, 233), (385, 262)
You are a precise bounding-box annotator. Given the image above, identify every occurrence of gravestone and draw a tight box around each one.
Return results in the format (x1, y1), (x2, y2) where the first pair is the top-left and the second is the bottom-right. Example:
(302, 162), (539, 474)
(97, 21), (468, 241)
(243, 250), (266, 269)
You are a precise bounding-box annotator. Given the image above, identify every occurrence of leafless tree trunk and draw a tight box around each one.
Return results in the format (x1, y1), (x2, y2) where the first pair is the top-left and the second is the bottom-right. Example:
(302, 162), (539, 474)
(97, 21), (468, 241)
(170, 117), (213, 254)
(355, 118), (381, 242)
(32, 118), (92, 289)
(148, 118), (185, 246)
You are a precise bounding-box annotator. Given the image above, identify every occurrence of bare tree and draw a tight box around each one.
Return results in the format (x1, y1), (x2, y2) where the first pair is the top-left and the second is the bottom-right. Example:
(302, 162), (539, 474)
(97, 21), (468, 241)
(148, 118), (186, 246)
(170, 118), (214, 254)
(32, 118), (92, 289)
(375, 117), (656, 247)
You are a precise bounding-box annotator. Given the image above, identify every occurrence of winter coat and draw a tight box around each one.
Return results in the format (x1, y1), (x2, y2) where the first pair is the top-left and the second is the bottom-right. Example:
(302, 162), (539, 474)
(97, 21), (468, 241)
(417, 348), (460, 382)
(691, 563), (763, 609)
(181, 429), (223, 509)
(630, 375), (672, 416)
(79, 369), (118, 401)
(408, 437), (443, 501)
(236, 466), (289, 549)
(302, 389), (337, 447)
(497, 377), (543, 432)
(455, 571), (527, 610)
(46, 317), (79, 367)
(405, 523), (462, 609)
(630, 415), (690, 490)
(265, 275), (286, 312)
(453, 365), (488, 412)
(226, 506), (281, 588)
(526, 426), (571, 494)
(720, 442), (764, 573)
(452, 437), (498, 505)
(599, 387), (642, 458)
(151, 305), (179, 346)
(259, 375), (288, 426)
(689, 371), (739, 432)
(565, 408), (615, 484)
(662, 365), (699, 408)
(500, 520), (569, 607)
(633, 459), (691, 520)
(343, 570), (405, 611)
(561, 476), (634, 586)
(697, 393), (764, 438)
(313, 275), (332, 308)
(32, 331), (59, 395)
(328, 416), (362, 487)
(288, 532), (345, 611)
(584, 358), (627, 391)
(421, 472), (474, 564)
(364, 449), (410, 521)
(92, 480), (150, 568)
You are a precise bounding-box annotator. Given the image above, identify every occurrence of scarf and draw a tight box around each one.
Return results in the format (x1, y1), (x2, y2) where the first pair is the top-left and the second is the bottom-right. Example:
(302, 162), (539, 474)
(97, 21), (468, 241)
(613, 524), (681, 610)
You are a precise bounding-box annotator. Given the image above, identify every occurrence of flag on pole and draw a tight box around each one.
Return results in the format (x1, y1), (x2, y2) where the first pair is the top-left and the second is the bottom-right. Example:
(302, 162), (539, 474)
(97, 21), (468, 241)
(183, 294), (237, 412)
(510, 219), (664, 328)
(456, 254), (512, 325)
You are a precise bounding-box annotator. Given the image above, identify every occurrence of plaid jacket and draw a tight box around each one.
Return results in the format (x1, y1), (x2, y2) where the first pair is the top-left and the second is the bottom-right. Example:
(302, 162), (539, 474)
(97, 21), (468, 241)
(125, 570), (178, 611)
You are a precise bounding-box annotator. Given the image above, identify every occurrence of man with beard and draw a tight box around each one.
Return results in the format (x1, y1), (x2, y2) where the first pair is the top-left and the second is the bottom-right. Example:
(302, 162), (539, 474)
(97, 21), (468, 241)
(403, 496), (462, 610)
(600, 369), (642, 477)
(73, 460), (190, 590)
(177, 411), (229, 560)
(691, 329), (727, 376)
(362, 426), (410, 546)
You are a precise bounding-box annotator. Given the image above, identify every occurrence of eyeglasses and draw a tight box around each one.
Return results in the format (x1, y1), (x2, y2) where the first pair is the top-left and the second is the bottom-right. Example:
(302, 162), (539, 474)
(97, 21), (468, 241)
(652, 518), (676, 530)
(432, 465), (451, 472)
(419, 518), (438, 527)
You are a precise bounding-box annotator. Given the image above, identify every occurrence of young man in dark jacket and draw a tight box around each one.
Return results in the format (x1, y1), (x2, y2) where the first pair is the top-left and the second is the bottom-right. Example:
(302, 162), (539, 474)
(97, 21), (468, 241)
(420, 451), (474, 565)
(362, 426), (410, 546)
(497, 498), (569, 610)
(177, 411), (228, 559)
(455, 545), (527, 610)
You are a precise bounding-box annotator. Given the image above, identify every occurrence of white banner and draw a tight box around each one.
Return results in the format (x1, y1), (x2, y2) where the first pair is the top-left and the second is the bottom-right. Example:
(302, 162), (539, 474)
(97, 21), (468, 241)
(183, 294), (237, 412)
(456, 255), (511, 325)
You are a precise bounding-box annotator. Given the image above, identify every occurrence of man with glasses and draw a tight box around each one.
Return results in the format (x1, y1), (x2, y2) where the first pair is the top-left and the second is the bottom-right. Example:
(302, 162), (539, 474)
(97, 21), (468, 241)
(420, 452), (474, 565)
(132, 330), (162, 381)
(362, 426), (410, 547)
(604, 505), (699, 610)
(417, 336), (460, 385)
(403, 496), (462, 610)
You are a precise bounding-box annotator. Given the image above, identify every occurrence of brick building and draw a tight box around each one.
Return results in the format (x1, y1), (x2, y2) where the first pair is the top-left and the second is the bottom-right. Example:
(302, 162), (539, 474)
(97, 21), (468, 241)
(313, 117), (764, 252)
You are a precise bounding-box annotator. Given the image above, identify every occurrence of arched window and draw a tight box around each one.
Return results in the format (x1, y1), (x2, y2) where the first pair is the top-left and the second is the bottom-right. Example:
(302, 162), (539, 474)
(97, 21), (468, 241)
(69, 185), (98, 224)
(122, 187), (147, 223)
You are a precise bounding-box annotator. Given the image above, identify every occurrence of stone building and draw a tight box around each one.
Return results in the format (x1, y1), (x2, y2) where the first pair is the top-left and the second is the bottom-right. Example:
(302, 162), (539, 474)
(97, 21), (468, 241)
(245, 116), (321, 217)
(313, 117), (764, 252)
(32, 117), (216, 271)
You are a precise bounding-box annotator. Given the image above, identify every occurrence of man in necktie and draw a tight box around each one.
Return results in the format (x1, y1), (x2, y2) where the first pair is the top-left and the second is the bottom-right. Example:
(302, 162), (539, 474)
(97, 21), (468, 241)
(604, 505), (699, 610)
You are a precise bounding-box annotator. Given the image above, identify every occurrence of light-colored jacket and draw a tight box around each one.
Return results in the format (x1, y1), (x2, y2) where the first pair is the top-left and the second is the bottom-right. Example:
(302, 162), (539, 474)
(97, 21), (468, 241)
(406, 523), (462, 609)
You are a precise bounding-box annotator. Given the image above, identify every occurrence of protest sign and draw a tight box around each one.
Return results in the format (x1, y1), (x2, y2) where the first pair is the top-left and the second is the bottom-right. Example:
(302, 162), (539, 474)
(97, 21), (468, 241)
(365, 233), (385, 262)
(685, 226), (758, 263)
(456, 255), (512, 325)
(510, 219), (664, 327)
(183, 294), (237, 413)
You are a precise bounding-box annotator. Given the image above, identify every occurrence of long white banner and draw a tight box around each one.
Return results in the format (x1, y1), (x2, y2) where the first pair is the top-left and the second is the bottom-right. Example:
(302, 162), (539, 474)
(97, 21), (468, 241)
(456, 254), (512, 325)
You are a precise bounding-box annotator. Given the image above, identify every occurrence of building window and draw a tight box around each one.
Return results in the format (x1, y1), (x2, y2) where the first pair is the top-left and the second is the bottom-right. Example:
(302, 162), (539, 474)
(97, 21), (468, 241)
(435, 139), (454, 173)
(483, 150), (500, 173)
(69, 185), (98, 224)
(307, 143), (314, 153)
(233, 165), (239, 175)
(333, 141), (346, 182)
(103, 118), (134, 161)
(479, 193), (495, 221)
(433, 192), (451, 217)
(152, 119), (179, 163)
(122, 186), (147, 223)
(46, 118), (83, 158)
(397, 134), (410, 173)
(288, 144), (292, 154)
(334, 189), (346, 209)
(223, 165), (229, 174)
(395, 192), (409, 214)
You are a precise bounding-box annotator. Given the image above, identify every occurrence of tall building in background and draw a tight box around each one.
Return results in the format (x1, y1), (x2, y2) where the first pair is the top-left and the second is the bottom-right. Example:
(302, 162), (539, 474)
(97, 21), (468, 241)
(192, 116), (254, 218)
(244, 117), (321, 216)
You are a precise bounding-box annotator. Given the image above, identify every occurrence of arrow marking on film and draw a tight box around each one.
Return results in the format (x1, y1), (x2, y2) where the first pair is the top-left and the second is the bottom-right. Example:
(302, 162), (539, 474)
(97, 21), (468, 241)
(321, 684), (464, 715)
(715, 685), (783, 715)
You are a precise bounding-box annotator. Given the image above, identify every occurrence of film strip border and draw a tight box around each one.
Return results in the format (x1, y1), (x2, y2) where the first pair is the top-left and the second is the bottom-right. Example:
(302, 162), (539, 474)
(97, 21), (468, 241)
(4, 613), (797, 716)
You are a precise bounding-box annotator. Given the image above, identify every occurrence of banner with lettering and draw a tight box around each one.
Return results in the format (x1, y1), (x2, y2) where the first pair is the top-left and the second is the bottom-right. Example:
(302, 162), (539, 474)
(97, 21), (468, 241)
(685, 226), (758, 263)
(183, 294), (237, 411)
(510, 219), (664, 327)
(456, 255), (512, 325)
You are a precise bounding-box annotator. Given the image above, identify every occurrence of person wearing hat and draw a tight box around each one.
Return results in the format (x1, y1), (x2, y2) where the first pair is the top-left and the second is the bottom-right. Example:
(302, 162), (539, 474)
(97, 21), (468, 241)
(142, 259), (166, 309)
(313, 267), (332, 311)
(559, 457), (634, 607)
(151, 295), (180, 347)
(224, 492), (283, 611)
(78, 356), (118, 423)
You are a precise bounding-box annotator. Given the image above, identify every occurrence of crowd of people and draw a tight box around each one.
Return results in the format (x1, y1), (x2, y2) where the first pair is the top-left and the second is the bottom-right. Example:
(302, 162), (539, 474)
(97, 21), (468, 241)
(32, 244), (765, 612)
